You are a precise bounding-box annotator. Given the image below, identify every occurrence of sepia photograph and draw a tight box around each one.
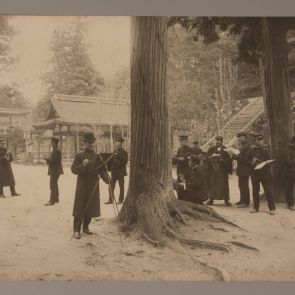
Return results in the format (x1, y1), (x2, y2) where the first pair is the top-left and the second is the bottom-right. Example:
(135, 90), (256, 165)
(0, 14), (295, 282)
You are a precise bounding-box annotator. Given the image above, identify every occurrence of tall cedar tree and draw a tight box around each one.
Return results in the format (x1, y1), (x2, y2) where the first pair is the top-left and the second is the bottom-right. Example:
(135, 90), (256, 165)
(118, 16), (240, 249)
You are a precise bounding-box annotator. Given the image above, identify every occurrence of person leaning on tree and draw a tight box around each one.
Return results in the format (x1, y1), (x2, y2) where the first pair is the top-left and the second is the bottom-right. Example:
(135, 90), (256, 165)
(43, 137), (64, 206)
(249, 133), (276, 215)
(0, 140), (20, 198)
(284, 136), (295, 211)
(206, 135), (232, 207)
(172, 135), (192, 200)
(234, 132), (252, 208)
(71, 132), (110, 239)
(105, 136), (128, 205)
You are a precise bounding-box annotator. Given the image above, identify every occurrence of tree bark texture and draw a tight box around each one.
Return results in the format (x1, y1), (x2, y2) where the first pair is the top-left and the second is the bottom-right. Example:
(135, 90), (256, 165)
(118, 17), (175, 240)
(262, 17), (294, 201)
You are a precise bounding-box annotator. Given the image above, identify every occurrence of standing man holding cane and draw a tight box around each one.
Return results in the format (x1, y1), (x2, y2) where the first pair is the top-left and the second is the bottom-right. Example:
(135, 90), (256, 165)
(71, 132), (110, 240)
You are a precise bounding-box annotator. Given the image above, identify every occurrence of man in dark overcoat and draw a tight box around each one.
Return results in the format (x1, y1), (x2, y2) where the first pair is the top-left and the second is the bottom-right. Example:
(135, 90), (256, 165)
(44, 137), (64, 206)
(284, 136), (295, 211)
(71, 132), (110, 239)
(235, 132), (252, 208)
(0, 140), (20, 198)
(206, 135), (232, 206)
(249, 134), (275, 215)
(172, 135), (192, 200)
(105, 136), (128, 205)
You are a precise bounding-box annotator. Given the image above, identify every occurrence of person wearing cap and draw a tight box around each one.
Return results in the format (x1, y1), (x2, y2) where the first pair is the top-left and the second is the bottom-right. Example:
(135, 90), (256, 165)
(71, 132), (110, 239)
(206, 135), (232, 206)
(284, 136), (295, 210)
(105, 136), (128, 205)
(172, 135), (192, 200)
(234, 132), (252, 208)
(191, 140), (203, 159)
(249, 133), (276, 215)
(43, 137), (63, 206)
(0, 140), (20, 198)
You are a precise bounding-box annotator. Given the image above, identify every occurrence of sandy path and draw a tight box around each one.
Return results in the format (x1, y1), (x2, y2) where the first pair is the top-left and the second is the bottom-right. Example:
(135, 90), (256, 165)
(0, 164), (294, 281)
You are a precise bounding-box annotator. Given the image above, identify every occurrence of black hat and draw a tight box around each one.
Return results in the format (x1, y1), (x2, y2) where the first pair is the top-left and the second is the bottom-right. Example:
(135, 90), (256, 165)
(237, 132), (247, 138)
(115, 136), (125, 143)
(179, 135), (188, 140)
(51, 137), (59, 143)
(192, 139), (199, 144)
(215, 135), (223, 141)
(82, 132), (96, 143)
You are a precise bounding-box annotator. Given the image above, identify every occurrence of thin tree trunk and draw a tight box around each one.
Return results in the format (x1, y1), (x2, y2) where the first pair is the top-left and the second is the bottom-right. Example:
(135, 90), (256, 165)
(262, 17), (294, 202)
(119, 16), (174, 240)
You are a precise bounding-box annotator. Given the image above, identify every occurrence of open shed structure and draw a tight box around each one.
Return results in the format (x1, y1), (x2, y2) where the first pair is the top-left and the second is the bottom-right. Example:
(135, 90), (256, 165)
(33, 94), (130, 161)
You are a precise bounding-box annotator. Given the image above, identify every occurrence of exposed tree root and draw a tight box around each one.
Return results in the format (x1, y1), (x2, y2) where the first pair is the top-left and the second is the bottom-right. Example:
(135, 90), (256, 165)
(172, 200), (246, 231)
(180, 238), (232, 253)
(143, 233), (161, 247)
(192, 256), (231, 281)
(227, 241), (260, 252)
(207, 224), (229, 232)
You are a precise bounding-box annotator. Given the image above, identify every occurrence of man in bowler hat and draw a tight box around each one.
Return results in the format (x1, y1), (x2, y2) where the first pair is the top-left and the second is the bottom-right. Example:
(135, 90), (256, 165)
(105, 136), (128, 205)
(44, 137), (63, 206)
(71, 132), (110, 239)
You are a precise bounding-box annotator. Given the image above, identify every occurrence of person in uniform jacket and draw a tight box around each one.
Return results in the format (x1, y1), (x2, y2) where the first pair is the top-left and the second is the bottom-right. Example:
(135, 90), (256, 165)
(71, 132), (110, 239)
(43, 137), (63, 206)
(206, 135), (232, 206)
(285, 136), (295, 210)
(0, 140), (20, 198)
(105, 136), (128, 205)
(249, 134), (275, 215)
(172, 135), (192, 200)
(234, 132), (252, 208)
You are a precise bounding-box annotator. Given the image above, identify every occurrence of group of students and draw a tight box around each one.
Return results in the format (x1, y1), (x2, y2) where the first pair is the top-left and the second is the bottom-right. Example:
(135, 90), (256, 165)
(172, 132), (295, 215)
(43, 132), (128, 239)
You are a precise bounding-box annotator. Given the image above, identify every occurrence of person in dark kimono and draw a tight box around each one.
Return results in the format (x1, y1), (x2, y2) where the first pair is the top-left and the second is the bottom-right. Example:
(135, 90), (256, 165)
(249, 134), (275, 215)
(234, 132), (252, 208)
(206, 135), (232, 206)
(105, 136), (128, 205)
(43, 137), (64, 206)
(285, 136), (295, 210)
(71, 132), (110, 239)
(0, 140), (20, 198)
(172, 135), (192, 200)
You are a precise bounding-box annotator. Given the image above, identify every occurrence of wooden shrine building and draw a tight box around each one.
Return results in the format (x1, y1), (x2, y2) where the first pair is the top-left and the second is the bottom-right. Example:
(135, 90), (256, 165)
(32, 94), (130, 161)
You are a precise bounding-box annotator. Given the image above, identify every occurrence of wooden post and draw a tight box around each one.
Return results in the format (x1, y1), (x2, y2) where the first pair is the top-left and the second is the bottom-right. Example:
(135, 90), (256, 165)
(110, 124), (113, 152)
(75, 123), (79, 154)
(59, 125), (63, 153)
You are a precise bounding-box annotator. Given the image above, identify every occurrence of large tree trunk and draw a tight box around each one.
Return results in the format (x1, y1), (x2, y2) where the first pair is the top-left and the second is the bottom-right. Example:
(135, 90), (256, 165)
(118, 16), (175, 241)
(262, 18), (294, 202)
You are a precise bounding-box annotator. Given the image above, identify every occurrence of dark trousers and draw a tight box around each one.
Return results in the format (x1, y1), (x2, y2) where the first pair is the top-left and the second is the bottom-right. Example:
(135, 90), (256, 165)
(251, 176), (275, 211)
(0, 185), (16, 195)
(285, 177), (295, 207)
(238, 176), (250, 205)
(109, 175), (125, 202)
(50, 174), (60, 202)
(73, 216), (91, 233)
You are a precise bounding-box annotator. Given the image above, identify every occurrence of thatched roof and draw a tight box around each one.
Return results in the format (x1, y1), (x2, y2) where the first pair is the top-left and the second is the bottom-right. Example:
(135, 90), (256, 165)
(33, 94), (129, 129)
